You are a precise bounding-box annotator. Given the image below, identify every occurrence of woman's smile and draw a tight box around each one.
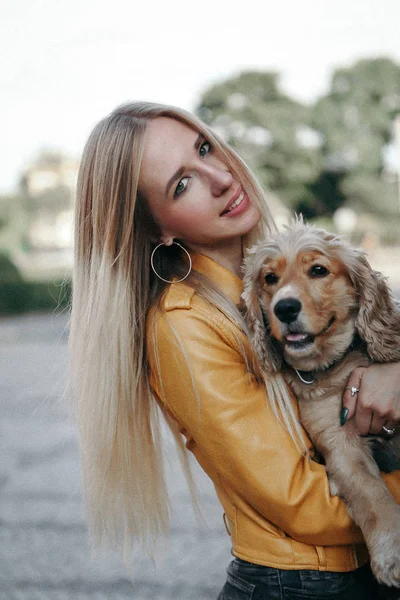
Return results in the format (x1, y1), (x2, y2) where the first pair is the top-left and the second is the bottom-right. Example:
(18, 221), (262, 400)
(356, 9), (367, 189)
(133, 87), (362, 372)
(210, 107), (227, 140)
(220, 188), (250, 217)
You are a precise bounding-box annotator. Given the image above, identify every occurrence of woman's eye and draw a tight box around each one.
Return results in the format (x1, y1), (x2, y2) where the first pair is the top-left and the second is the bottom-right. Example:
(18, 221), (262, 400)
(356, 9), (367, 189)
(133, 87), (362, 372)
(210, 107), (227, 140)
(174, 177), (189, 196)
(264, 273), (278, 285)
(310, 265), (329, 278)
(199, 141), (211, 158)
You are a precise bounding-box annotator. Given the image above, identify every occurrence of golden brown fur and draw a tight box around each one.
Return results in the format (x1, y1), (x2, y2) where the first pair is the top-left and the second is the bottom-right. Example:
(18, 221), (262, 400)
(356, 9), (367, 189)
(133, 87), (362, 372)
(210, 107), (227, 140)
(241, 218), (400, 587)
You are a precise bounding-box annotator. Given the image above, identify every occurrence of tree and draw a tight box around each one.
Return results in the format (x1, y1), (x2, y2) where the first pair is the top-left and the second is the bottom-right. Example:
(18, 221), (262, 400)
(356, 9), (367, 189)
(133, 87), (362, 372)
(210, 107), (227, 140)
(311, 57), (400, 215)
(196, 60), (400, 221)
(196, 71), (323, 215)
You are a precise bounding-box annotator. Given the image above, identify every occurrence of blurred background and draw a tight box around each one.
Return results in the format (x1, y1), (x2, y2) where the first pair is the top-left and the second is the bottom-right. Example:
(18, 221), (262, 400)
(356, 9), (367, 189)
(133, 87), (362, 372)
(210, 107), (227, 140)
(1, 0), (400, 598)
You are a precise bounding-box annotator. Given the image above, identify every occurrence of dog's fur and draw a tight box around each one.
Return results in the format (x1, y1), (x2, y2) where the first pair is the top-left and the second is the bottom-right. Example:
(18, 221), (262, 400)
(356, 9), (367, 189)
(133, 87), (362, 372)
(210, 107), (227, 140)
(241, 218), (400, 587)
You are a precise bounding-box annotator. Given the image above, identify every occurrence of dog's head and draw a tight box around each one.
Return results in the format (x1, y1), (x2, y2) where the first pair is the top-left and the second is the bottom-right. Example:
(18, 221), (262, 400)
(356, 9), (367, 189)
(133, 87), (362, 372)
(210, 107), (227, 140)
(241, 218), (399, 374)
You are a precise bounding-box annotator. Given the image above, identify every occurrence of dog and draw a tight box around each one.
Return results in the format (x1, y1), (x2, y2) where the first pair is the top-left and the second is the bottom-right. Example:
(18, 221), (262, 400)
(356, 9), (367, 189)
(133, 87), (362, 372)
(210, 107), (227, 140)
(241, 217), (400, 587)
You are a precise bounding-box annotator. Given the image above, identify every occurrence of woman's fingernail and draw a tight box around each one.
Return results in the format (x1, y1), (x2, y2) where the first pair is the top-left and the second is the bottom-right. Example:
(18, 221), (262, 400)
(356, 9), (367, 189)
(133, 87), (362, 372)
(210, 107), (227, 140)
(340, 407), (349, 426)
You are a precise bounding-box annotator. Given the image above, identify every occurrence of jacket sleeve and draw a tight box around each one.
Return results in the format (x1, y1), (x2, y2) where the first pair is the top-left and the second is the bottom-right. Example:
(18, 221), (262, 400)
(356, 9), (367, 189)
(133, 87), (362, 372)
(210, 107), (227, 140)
(147, 304), (400, 547)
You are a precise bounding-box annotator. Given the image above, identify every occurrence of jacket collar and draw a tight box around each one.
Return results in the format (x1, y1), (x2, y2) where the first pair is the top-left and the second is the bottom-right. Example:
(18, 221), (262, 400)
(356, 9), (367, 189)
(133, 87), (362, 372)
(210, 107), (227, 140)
(191, 252), (243, 306)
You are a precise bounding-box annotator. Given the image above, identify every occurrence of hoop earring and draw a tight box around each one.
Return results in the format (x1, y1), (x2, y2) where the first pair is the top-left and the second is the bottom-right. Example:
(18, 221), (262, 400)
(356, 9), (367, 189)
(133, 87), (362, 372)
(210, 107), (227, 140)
(150, 241), (192, 284)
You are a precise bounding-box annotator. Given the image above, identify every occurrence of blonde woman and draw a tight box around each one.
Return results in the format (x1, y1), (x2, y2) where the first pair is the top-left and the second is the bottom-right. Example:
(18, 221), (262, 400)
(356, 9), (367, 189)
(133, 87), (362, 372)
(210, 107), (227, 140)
(70, 101), (400, 600)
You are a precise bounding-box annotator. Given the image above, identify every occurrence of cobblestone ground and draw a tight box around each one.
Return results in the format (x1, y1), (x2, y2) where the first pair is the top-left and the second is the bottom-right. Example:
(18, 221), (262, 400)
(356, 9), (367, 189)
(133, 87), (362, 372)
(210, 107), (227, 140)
(0, 313), (232, 600)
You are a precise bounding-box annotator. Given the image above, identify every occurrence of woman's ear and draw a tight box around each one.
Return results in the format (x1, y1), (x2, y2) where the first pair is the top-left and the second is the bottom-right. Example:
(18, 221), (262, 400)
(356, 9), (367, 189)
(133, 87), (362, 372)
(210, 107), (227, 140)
(241, 268), (282, 375)
(349, 251), (400, 362)
(160, 234), (174, 247)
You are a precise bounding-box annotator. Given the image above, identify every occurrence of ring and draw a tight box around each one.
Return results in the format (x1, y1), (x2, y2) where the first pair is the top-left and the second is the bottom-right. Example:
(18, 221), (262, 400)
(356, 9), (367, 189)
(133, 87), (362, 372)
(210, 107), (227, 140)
(345, 386), (360, 397)
(382, 423), (396, 437)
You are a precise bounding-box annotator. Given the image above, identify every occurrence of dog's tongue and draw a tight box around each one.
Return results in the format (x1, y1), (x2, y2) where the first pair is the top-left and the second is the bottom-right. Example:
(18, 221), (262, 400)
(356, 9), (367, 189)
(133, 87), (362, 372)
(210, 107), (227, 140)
(286, 333), (308, 342)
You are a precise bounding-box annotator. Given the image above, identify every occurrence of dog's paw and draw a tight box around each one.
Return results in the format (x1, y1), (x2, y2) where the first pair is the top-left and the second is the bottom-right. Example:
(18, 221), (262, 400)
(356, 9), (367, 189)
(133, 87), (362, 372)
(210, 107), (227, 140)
(372, 557), (400, 588)
(370, 529), (400, 588)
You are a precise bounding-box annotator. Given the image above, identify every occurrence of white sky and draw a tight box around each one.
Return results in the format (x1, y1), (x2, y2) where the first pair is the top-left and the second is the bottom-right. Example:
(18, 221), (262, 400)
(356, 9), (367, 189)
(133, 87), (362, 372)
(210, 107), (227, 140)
(1, 0), (400, 193)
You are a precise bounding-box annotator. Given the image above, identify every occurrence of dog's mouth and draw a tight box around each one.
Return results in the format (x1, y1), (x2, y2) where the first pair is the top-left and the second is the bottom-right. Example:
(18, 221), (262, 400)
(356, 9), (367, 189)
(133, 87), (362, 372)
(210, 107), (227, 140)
(284, 315), (336, 350)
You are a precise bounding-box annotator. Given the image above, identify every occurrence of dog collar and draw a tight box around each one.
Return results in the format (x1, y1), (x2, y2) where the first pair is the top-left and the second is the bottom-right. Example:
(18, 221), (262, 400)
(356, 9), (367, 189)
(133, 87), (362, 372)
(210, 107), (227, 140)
(294, 369), (315, 385)
(292, 333), (363, 386)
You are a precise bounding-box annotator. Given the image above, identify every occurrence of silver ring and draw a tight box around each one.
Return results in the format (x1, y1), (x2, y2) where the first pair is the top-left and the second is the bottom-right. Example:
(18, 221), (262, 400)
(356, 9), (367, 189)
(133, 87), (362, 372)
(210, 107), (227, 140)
(345, 386), (360, 398)
(382, 424), (396, 437)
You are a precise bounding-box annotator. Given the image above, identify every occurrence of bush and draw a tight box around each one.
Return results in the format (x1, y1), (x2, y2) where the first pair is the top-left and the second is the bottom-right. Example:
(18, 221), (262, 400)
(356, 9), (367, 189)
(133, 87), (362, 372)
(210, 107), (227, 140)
(0, 279), (71, 315)
(0, 251), (72, 314)
(0, 252), (23, 283)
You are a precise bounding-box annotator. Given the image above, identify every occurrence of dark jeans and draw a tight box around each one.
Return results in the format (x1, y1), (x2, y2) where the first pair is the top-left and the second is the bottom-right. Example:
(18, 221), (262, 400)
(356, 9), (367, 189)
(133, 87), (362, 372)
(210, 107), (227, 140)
(217, 558), (400, 600)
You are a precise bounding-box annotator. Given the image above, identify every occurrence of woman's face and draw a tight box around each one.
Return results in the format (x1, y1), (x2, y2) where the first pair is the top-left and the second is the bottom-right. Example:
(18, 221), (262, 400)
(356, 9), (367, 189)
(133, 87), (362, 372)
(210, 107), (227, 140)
(139, 117), (261, 254)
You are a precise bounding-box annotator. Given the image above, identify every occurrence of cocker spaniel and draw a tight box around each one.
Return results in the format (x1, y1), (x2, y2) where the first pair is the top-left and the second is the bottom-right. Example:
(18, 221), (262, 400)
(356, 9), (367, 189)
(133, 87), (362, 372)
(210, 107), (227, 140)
(241, 217), (400, 587)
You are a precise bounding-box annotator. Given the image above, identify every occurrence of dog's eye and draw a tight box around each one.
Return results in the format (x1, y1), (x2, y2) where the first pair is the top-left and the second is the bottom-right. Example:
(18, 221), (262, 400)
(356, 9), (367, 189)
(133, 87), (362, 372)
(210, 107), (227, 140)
(310, 265), (329, 278)
(264, 273), (279, 285)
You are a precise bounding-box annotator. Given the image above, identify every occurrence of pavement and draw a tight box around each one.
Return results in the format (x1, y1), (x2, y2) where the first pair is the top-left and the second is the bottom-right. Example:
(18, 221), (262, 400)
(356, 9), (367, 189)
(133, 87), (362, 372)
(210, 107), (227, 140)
(0, 313), (231, 600)
(0, 247), (399, 600)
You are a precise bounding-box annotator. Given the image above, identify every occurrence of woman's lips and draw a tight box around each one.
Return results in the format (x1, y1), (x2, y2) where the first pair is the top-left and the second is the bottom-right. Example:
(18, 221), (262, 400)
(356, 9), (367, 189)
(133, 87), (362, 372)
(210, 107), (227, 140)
(220, 189), (249, 217)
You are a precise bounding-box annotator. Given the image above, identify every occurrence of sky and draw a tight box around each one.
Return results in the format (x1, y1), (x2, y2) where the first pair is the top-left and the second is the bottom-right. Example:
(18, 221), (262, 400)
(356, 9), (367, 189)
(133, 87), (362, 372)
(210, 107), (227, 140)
(1, 0), (400, 193)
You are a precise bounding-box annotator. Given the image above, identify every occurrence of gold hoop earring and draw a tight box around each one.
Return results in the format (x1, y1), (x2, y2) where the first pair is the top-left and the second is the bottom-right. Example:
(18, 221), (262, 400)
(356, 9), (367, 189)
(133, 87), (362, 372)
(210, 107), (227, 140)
(150, 242), (192, 284)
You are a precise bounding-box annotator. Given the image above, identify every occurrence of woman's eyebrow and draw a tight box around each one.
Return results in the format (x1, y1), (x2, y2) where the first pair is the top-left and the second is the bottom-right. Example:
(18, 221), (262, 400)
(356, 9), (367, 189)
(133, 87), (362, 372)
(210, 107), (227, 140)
(165, 133), (205, 195)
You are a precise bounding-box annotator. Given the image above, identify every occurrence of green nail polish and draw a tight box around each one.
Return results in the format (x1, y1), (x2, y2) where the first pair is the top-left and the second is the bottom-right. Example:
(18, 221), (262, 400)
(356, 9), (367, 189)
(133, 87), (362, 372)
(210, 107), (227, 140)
(340, 407), (349, 426)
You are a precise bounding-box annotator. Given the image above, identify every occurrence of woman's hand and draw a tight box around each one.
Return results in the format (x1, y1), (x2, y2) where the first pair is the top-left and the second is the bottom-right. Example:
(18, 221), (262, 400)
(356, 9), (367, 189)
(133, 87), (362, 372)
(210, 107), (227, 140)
(341, 363), (400, 436)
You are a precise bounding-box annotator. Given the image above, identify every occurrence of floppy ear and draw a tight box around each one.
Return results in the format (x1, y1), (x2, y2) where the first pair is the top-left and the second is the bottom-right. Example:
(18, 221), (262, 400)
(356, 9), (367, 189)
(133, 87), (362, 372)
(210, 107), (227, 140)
(349, 251), (400, 362)
(240, 267), (282, 375)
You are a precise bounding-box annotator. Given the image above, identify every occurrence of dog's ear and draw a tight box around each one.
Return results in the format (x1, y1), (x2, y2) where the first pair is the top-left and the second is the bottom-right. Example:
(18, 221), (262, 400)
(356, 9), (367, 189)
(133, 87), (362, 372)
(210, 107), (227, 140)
(348, 250), (400, 362)
(241, 268), (282, 374)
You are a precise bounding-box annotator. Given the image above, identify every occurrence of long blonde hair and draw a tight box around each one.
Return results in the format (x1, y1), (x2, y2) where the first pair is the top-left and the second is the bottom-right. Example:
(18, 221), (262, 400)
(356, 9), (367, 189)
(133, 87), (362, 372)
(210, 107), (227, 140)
(70, 101), (298, 561)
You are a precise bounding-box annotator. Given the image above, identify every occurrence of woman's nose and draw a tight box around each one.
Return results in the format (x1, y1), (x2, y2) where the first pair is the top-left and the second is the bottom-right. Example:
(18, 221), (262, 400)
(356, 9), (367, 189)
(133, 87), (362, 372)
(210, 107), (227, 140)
(208, 166), (234, 197)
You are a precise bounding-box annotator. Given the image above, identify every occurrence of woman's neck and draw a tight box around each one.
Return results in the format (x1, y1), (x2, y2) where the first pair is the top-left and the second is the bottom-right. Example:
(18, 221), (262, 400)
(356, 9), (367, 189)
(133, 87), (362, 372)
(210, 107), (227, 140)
(188, 238), (244, 279)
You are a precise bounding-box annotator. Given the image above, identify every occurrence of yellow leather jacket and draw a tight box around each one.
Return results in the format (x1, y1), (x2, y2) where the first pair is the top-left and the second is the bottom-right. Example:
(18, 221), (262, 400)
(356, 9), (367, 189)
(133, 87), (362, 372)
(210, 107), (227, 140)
(147, 253), (400, 572)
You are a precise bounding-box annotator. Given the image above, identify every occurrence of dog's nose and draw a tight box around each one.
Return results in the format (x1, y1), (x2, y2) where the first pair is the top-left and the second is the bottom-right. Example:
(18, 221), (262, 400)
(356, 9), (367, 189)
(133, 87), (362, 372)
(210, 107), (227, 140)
(274, 298), (302, 323)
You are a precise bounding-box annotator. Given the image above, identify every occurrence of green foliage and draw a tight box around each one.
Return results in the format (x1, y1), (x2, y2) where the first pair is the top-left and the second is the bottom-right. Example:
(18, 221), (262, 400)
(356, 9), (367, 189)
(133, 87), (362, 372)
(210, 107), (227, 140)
(196, 70), (323, 213)
(22, 185), (72, 213)
(197, 71), (282, 120)
(0, 278), (71, 315)
(0, 194), (29, 253)
(340, 174), (399, 216)
(379, 217), (400, 245)
(311, 58), (400, 216)
(0, 251), (71, 314)
(0, 252), (23, 283)
(313, 58), (400, 175)
(0, 199), (10, 232)
(195, 59), (400, 221)
(305, 172), (347, 218)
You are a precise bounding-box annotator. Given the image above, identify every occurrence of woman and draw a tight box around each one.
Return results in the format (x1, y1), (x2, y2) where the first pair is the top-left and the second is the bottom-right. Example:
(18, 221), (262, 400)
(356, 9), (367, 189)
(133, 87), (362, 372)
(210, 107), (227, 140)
(70, 101), (400, 599)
